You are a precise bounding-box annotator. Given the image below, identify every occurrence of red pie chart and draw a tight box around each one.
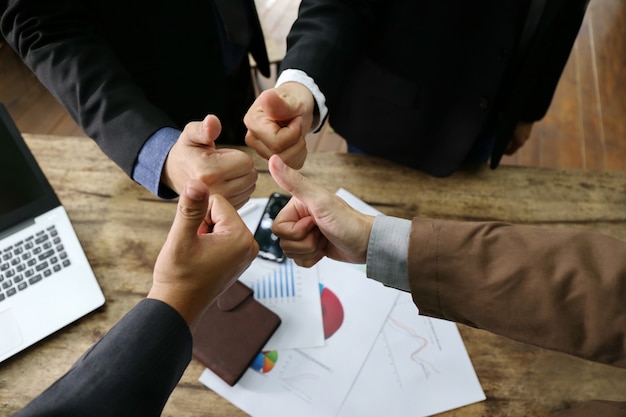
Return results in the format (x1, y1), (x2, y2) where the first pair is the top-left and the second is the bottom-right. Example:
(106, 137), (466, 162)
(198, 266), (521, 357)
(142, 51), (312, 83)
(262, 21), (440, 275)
(320, 283), (344, 339)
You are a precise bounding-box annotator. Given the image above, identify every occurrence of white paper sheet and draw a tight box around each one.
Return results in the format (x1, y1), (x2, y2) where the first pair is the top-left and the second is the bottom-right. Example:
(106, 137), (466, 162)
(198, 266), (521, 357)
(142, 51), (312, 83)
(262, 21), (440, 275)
(202, 191), (485, 416)
(199, 258), (399, 417)
(335, 188), (485, 416)
(239, 257), (324, 350)
(238, 199), (325, 350)
(338, 293), (486, 416)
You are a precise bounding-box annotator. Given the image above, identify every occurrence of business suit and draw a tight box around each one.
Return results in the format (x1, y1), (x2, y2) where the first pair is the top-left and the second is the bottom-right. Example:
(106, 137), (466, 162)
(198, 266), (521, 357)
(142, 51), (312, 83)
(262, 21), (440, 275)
(281, 0), (589, 176)
(0, 0), (270, 177)
(12, 299), (192, 417)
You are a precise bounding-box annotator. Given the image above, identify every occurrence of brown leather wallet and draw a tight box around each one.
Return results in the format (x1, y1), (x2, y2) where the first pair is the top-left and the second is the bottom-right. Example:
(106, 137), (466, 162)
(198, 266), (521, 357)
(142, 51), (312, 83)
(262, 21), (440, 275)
(192, 280), (281, 386)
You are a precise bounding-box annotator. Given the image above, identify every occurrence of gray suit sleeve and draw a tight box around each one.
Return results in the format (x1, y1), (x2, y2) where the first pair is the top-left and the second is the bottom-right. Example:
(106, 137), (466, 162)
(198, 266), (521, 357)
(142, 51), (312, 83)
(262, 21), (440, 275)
(13, 299), (192, 417)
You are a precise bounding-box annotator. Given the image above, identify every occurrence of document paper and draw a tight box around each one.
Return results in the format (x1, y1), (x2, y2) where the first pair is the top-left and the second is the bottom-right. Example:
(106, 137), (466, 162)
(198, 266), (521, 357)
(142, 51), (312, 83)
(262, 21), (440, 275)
(198, 190), (485, 416)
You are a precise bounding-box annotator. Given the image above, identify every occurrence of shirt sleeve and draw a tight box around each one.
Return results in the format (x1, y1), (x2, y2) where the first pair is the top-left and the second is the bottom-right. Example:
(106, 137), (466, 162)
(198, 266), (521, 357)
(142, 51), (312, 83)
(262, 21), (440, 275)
(366, 215), (412, 292)
(132, 128), (180, 199)
(276, 69), (327, 132)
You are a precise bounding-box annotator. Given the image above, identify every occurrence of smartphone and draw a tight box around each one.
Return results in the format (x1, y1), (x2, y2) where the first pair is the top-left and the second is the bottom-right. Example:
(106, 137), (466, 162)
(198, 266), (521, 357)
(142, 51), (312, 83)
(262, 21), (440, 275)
(254, 193), (291, 263)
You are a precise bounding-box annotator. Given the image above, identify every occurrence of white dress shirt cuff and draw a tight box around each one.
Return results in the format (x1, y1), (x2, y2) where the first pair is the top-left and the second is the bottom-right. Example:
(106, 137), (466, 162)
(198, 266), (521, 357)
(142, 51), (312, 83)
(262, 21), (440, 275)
(276, 69), (327, 132)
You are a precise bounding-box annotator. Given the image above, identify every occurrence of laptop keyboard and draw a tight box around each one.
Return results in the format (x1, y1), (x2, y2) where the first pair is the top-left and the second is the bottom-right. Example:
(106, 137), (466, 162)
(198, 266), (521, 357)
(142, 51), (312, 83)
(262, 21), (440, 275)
(0, 226), (71, 302)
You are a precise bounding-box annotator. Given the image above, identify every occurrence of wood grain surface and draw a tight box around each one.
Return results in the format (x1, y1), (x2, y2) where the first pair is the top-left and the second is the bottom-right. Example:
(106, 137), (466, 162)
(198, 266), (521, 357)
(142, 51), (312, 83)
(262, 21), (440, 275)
(1, 134), (624, 417)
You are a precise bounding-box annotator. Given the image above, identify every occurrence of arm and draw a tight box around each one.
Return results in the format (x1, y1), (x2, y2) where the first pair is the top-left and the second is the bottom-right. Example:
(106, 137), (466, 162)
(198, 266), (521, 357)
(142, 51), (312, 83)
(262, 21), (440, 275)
(243, 0), (375, 168)
(279, 0), (375, 105)
(501, 1), (587, 157)
(1, 1), (258, 206)
(517, 0), (589, 122)
(13, 300), (192, 417)
(267, 154), (626, 369)
(13, 181), (259, 416)
(407, 218), (626, 369)
(0, 0), (173, 176)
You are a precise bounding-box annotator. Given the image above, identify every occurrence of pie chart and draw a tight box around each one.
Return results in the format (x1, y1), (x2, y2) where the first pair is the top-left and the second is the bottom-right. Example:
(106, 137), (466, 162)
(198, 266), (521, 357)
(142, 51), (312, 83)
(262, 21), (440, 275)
(250, 284), (344, 374)
(320, 283), (344, 339)
(251, 350), (278, 374)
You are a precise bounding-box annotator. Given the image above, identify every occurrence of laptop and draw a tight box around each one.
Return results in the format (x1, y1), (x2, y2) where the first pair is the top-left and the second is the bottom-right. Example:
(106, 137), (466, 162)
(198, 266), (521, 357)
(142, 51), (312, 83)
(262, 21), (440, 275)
(0, 103), (105, 363)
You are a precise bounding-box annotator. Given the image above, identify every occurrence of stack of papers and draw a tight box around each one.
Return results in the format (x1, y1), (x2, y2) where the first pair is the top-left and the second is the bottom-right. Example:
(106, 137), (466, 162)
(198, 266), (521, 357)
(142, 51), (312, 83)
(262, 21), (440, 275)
(199, 189), (485, 417)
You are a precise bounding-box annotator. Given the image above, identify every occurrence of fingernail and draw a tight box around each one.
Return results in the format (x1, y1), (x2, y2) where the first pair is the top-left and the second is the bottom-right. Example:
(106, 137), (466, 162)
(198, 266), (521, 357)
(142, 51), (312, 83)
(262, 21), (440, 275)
(271, 155), (285, 172)
(185, 183), (205, 201)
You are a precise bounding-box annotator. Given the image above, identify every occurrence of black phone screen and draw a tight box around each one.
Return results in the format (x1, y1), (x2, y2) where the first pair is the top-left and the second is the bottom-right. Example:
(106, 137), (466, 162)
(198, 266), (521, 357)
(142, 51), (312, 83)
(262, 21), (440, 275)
(254, 193), (291, 262)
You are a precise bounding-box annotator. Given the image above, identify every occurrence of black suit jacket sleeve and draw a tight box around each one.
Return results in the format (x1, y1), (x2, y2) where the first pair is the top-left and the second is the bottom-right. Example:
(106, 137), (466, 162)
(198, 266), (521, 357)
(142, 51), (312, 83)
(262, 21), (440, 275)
(13, 299), (192, 417)
(517, 0), (589, 122)
(0, 0), (177, 176)
(280, 0), (375, 105)
(283, 0), (587, 124)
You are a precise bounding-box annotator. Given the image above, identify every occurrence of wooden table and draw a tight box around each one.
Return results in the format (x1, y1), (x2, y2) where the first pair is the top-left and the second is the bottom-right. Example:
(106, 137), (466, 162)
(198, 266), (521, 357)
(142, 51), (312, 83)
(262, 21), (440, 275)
(2, 134), (625, 416)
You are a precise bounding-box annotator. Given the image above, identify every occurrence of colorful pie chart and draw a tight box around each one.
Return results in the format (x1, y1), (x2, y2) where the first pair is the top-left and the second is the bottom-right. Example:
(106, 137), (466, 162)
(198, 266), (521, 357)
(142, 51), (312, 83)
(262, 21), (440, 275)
(251, 350), (278, 374)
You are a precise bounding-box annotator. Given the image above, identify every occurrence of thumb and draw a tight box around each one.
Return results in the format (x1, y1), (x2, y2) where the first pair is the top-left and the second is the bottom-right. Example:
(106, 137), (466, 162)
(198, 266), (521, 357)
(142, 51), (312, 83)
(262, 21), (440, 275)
(259, 89), (301, 122)
(268, 154), (320, 205)
(170, 180), (210, 240)
(194, 114), (221, 147)
(203, 194), (239, 234)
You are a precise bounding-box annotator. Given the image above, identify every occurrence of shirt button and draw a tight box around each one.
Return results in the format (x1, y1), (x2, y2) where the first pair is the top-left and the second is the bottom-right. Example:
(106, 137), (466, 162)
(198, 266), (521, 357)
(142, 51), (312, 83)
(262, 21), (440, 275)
(479, 97), (489, 109)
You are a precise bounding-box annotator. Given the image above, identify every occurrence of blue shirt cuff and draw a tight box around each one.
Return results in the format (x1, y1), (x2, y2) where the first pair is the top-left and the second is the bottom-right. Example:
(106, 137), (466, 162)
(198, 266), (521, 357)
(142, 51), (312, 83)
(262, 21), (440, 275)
(132, 128), (180, 199)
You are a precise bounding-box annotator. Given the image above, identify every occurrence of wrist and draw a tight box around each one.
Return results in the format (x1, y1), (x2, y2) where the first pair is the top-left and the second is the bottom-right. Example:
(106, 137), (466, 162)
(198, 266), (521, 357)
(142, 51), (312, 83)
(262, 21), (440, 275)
(361, 215), (375, 260)
(350, 213), (375, 264)
(147, 283), (215, 330)
(276, 69), (327, 131)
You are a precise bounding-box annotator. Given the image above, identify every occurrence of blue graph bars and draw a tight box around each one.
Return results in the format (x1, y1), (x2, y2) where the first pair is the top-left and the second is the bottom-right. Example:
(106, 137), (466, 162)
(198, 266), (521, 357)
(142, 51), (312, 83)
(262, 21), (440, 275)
(252, 260), (297, 300)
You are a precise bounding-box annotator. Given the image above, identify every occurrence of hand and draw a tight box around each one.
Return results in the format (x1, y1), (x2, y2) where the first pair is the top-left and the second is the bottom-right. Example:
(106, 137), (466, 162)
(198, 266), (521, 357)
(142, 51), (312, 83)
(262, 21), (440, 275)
(148, 180), (259, 329)
(244, 82), (315, 169)
(268, 155), (374, 267)
(162, 115), (258, 209)
(505, 122), (534, 155)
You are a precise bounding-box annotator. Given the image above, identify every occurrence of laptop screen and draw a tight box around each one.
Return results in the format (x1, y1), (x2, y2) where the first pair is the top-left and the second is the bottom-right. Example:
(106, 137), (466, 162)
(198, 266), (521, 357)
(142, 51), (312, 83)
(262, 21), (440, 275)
(0, 104), (59, 236)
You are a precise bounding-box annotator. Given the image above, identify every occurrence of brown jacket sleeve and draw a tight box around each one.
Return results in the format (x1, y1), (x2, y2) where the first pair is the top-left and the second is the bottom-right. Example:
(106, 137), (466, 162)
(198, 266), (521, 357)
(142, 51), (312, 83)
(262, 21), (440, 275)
(407, 218), (626, 369)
